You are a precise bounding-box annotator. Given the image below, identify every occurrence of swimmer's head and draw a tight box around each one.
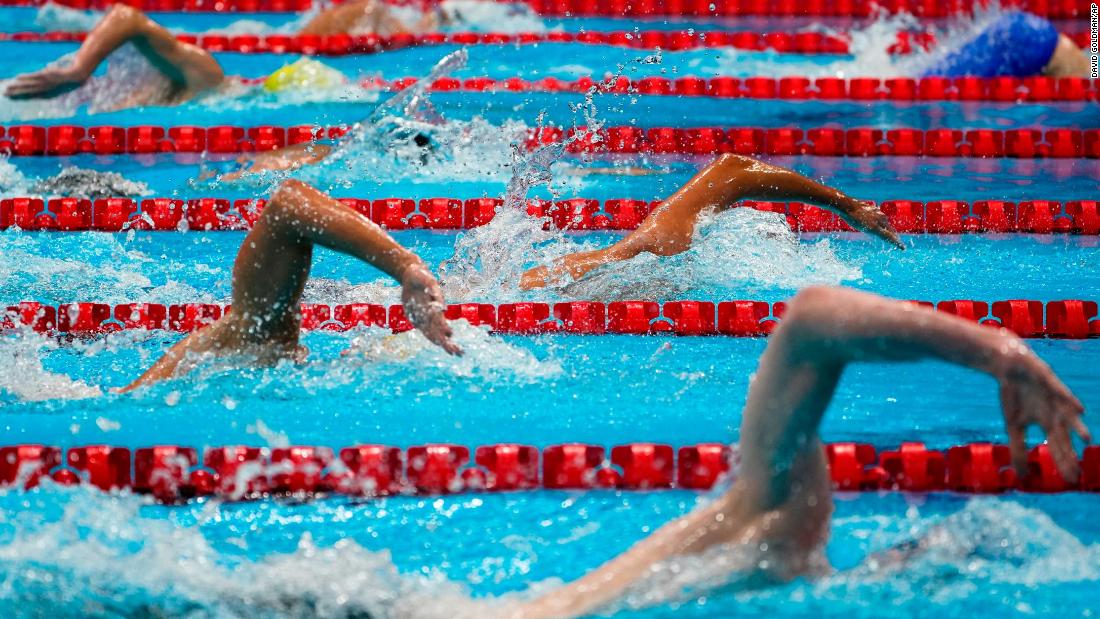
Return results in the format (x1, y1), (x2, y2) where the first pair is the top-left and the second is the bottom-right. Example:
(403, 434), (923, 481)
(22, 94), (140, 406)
(263, 58), (347, 93)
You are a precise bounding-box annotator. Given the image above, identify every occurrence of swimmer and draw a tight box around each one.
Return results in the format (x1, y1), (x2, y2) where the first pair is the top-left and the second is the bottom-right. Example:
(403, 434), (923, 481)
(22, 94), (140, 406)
(512, 286), (1089, 618)
(297, 0), (442, 37)
(520, 153), (903, 291)
(924, 10), (1091, 78)
(4, 3), (441, 109)
(119, 179), (461, 392)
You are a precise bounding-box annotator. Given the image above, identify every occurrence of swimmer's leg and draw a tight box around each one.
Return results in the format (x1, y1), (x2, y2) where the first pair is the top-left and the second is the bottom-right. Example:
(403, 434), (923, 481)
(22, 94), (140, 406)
(120, 180), (458, 392)
(520, 154), (901, 290)
(6, 4), (223, 99)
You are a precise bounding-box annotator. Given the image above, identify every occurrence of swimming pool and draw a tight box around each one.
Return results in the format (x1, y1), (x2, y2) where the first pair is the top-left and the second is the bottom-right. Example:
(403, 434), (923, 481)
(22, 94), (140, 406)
(1, 2), (1099, 617)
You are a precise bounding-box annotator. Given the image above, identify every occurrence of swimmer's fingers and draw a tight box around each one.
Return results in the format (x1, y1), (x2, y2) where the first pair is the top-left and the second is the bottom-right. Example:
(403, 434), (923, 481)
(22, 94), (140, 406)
(5, 68), (79, 97)
(849, 201), (905, 250)
(425, 313), (464, 356)
(1045, 422), (1081, 483)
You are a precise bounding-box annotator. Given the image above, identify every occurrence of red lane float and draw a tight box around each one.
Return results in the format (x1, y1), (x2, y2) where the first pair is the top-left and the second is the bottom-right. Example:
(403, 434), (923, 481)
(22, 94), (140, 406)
(3, 195), (1097, 233)
(6, 28), (1097, 60)
(0, 0), (1091, 18)
(5, 299), (1100, 338)
(0, 29), (857, 54)
(8, 124), (1100, 158)
(2, 442), (1096, 503)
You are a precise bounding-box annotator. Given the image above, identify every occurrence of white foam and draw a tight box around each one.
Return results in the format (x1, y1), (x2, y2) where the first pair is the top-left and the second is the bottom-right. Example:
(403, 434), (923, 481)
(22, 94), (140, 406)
(0, 486), (498, 618)
(559, 209), (862, 301)
(0, 232), (212, 304)
(0, 332), (101, 402)
(344, 319), (562, 382)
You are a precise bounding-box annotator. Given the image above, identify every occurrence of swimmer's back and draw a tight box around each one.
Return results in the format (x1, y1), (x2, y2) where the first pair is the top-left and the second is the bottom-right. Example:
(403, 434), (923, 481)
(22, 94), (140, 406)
(922, 11), (1059, 77)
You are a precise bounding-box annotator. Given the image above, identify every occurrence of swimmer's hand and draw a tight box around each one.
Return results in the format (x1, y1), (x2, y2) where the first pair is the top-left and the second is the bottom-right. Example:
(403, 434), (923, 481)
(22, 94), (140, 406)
(400, 263), (463, 356)
(836, 199), (904, 249)
(5, 66), (87, 98)
(996, 343), (1089, 482)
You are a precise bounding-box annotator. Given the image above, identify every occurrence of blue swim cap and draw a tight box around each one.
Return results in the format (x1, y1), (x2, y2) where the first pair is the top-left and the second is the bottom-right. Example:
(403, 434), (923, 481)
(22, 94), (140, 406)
(922, 11), (1059, 78)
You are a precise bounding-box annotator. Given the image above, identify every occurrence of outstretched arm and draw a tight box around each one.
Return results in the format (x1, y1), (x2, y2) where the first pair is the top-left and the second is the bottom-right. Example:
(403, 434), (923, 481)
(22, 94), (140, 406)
(520, 154), (902, 290)
(516, 287), (1087, 619)
(120, 179), (459, 392)
(218, 142), (334, 182)
(6, 5), (223, 98)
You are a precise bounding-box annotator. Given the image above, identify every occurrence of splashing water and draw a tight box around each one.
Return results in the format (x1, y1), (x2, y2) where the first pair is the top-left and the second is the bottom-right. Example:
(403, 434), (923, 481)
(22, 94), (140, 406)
(435, 0), (547, 33)
(437, 76), (615, 300)
(560, 209), (861, 302)
(29, 166), (151, 200)
(0, 332), (102, 402)
(0, 44), (177, 122)
(32, 2), (100, 32)
(282, 49), (531, 190)
(701, 5), (1015, 79)
(0, 156), (32, 196)
(0, 232), (212, 305)
(438, 53), (860, 302)
(344, 319), (562, 383)
(1, 486), (1095, 618)
(0, 487), (498, 619)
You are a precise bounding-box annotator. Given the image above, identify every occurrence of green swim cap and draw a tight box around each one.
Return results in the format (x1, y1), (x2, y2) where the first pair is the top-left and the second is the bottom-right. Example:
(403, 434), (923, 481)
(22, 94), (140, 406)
(263, 58), (347, 93)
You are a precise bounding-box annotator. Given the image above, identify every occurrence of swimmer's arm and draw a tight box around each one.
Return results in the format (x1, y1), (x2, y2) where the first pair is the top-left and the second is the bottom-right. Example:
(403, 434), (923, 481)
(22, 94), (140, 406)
(7, 5), (223, 98)
(517, 288), (1088, 619)
(117, 322), (224, 393)
(737, 287), (1088, 510)
(219, 143), (333, 182)
(520, 154), (900, 290)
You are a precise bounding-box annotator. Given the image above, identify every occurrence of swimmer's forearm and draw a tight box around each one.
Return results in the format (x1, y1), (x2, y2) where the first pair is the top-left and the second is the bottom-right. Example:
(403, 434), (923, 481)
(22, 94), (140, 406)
(775, 287), (1019, 373)
(738, 287), (1024, 505)
(266, 180), (422, 282)
(67, 5), (151, 80)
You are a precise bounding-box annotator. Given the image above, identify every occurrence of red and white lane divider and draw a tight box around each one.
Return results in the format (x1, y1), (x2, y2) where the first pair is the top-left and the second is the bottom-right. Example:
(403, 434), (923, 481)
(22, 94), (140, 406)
(4, 299), (1099, 338)
(2, 441), (1097, 503)
(5, 124), (1100, 158)
(5, 29), (1096, 58)
(0, 0), (1090, 19)
(3, 195), (1099, 234)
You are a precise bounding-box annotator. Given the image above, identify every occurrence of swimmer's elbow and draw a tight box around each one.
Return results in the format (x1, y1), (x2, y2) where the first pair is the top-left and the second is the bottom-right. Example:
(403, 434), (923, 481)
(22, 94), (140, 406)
(779, 286), (848, 339)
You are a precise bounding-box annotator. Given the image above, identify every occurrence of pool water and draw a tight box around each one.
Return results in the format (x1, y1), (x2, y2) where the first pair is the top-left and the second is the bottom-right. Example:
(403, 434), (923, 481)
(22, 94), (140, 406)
(1, 2), (1099, 617)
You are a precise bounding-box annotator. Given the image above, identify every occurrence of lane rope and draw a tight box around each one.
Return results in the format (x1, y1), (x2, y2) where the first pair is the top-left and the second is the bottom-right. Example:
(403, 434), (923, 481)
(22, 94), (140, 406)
(0, 0), (1090, 19)
(4, 299), (1099, 338)
(4, 30), (1096, 58)
(4, 124), (1100, 158)
(3, 196), (1098, 234)
(2, 441), (1096, 502)
(4, 63), (1096, 103)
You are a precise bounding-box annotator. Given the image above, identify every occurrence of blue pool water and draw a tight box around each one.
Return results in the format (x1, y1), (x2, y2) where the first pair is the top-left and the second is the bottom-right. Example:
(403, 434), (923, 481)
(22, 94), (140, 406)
(1, 3), (1099, 617)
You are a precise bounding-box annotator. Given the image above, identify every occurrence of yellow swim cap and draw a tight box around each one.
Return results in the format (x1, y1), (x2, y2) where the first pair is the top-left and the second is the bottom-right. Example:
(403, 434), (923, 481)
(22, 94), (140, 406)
(263, 58), (347, 93)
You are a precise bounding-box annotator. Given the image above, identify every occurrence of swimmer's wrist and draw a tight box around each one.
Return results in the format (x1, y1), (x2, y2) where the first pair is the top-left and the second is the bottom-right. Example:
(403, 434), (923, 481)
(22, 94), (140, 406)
(396, 257), (429, 284)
